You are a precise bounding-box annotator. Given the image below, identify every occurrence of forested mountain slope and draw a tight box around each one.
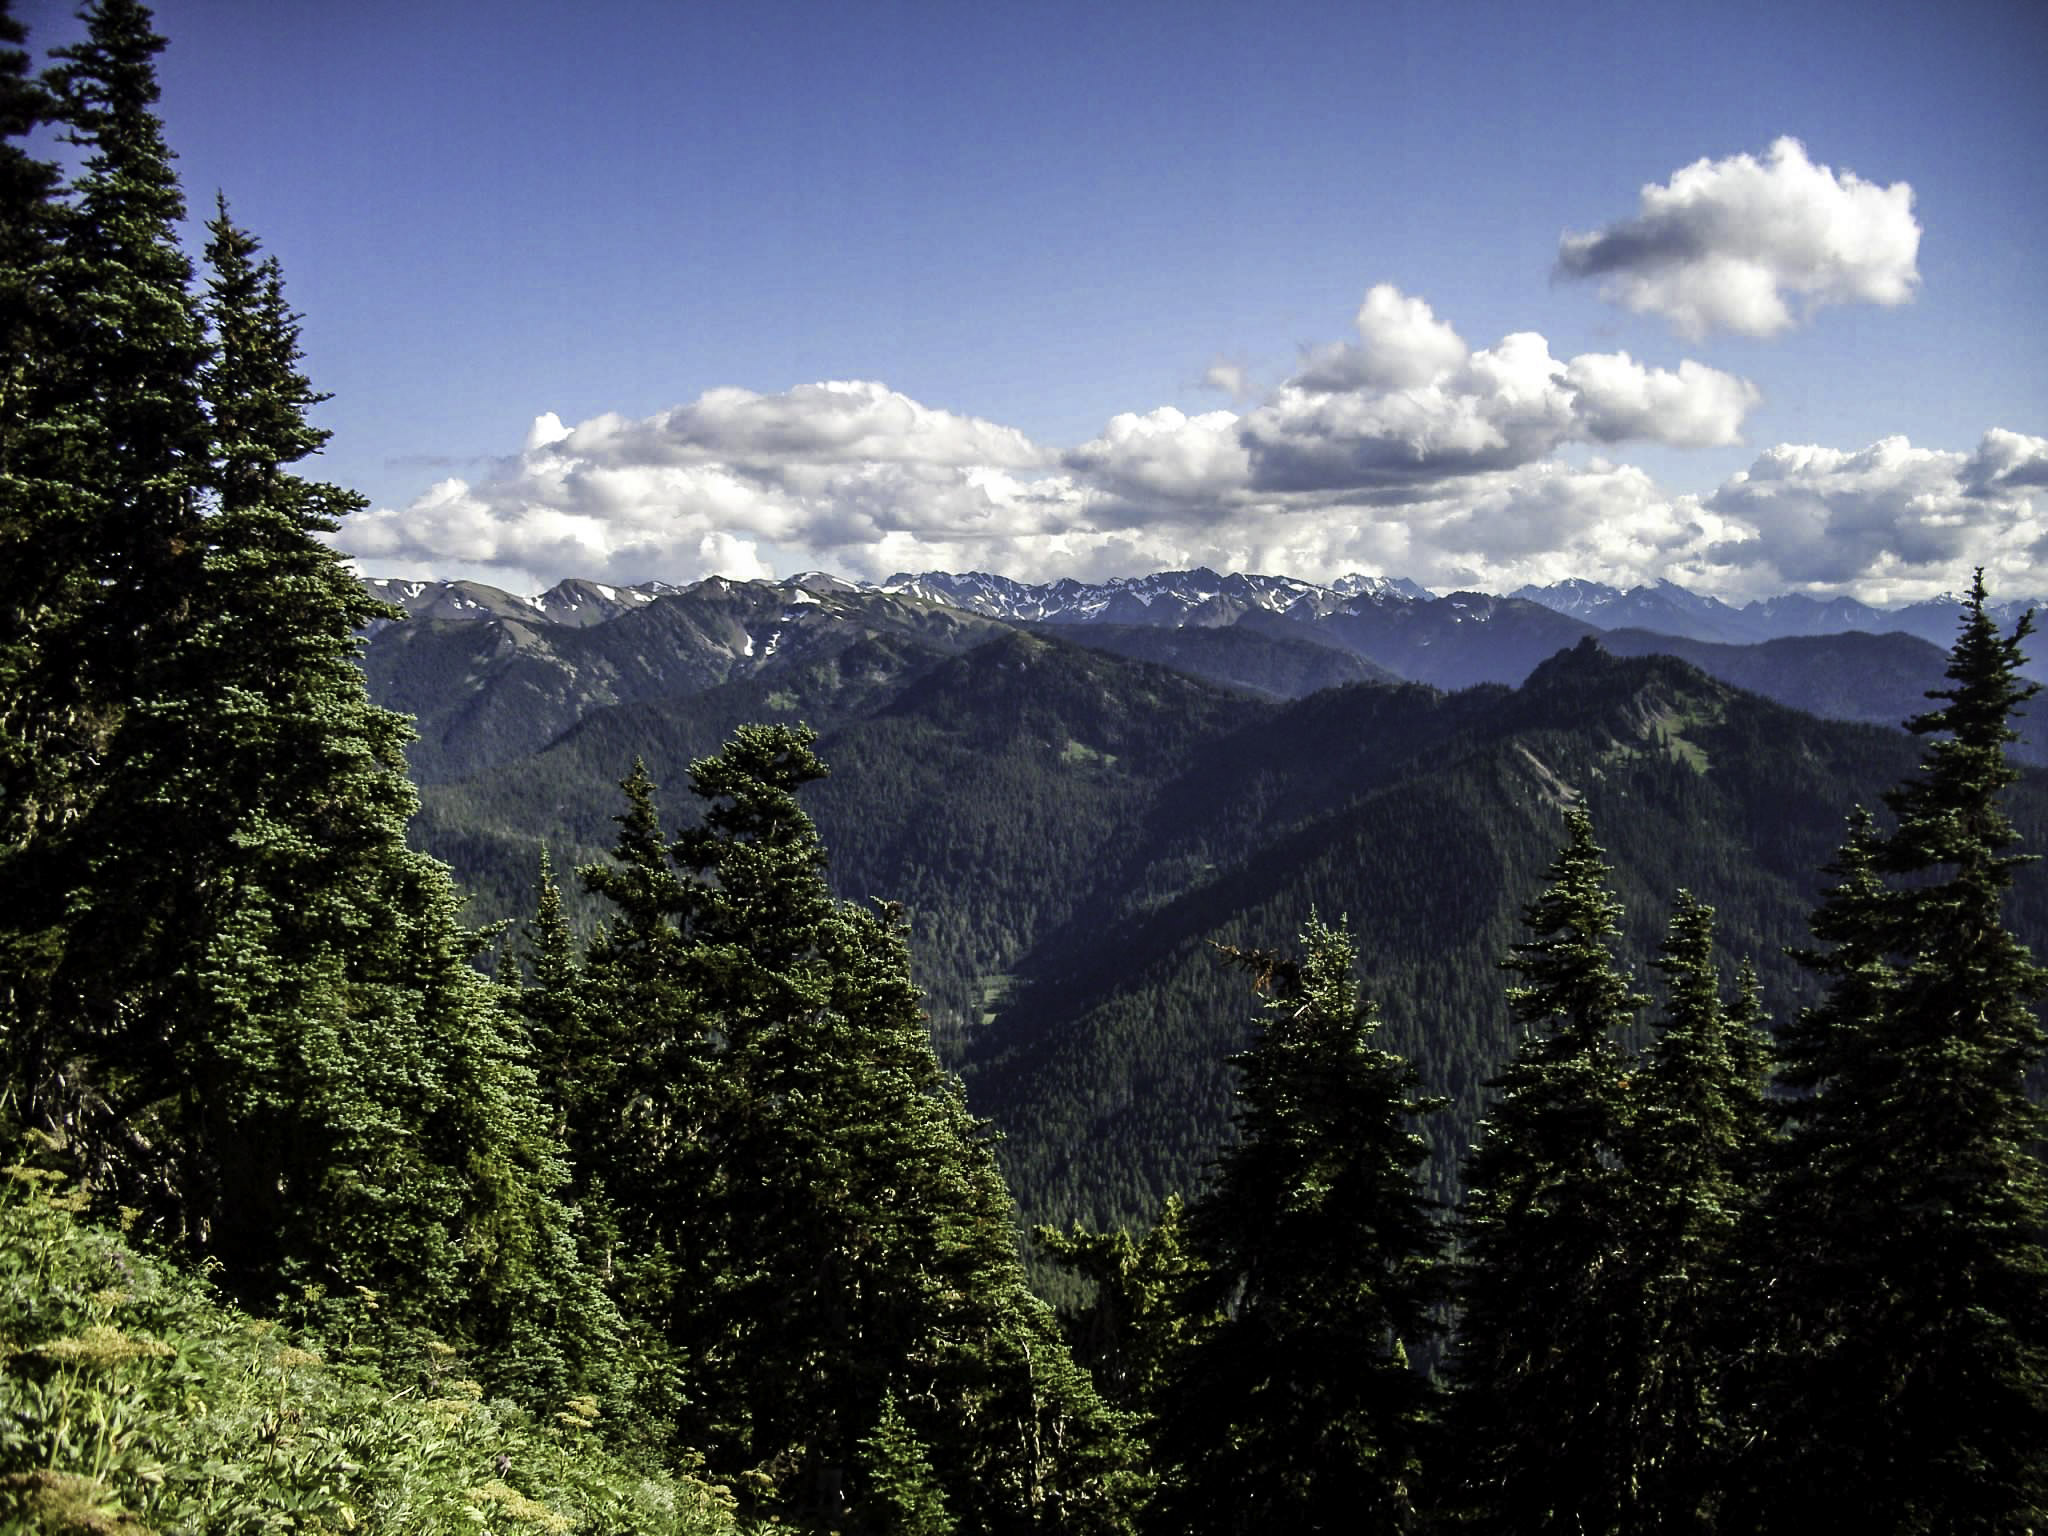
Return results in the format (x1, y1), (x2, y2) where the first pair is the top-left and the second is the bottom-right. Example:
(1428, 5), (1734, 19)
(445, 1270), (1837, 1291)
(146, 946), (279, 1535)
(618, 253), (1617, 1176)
(390, 616), (2048, 1242)
(962, 639), (2044, 1235)
(366, 576), (1008, 782)
(364, 570), (2033, 774)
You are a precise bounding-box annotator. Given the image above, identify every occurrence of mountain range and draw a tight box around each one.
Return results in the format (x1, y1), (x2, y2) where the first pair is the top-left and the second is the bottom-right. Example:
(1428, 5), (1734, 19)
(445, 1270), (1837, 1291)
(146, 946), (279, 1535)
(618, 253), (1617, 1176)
(357, 566), (2048, 1246)
(360, 567), (2041, 785)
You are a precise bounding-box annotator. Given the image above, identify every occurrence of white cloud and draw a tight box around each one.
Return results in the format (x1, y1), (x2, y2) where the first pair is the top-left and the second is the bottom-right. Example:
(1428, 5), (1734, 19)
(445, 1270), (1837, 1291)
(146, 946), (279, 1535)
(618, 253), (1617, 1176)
(1241, 288), (1756, 491)
(1064, 407), (1252, 509)
(524, 411), (571, 452)
(1700, 431), (2048, 599)
(340, 382), (1106, 590)
(563, 380), (1047, 471)
(1557, 137), (1921, 338)
(1353, 283), (1471, 388)
(1201, 360), (1250, 399)
(1965, 428), (2048, 496)
(1566, 353), (1759, 447)
(334, 289), (2035, 608)
(1292, 284), (1469, 393)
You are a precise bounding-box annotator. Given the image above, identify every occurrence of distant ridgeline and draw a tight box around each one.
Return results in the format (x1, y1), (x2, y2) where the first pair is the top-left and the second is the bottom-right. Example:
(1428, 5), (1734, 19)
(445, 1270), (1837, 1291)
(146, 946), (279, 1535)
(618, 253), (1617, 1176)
(360, 566), (2048, 1234)
(360, 566), (2044, 785)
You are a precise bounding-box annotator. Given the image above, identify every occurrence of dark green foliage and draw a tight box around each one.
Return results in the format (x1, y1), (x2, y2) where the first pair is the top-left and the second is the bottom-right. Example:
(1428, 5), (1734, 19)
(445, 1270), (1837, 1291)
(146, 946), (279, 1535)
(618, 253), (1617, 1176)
(1626, 891), (1769, 1531)
(0, 0), (211, 1112)
(1742, 575), (2048, 1532)
(857, 1392), (956, 1536)
(1035, 1194), (1206, 1422)
(1147, 919), (1443, 1536)
(33, 0), (209, 736)
(1448, 808), (1647, 1534)
(0, 6), (618, 1413)
(399, 625), (2048, 1270)
(571, 727), (1135, 1532)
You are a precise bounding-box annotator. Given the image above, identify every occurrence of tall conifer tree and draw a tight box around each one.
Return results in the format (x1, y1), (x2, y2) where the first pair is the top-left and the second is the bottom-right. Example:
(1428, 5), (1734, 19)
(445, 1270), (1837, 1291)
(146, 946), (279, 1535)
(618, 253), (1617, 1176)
(1, 0), (209, 1127)
(575, 726), (1134, 1533)
(1148, 917), (1444, 1536)
(1448, 807), (1646, 1534)
(1742, 574), (2048, 1532)
(0, 0), (67, 1116)
(1627, 891), (1768, 1532)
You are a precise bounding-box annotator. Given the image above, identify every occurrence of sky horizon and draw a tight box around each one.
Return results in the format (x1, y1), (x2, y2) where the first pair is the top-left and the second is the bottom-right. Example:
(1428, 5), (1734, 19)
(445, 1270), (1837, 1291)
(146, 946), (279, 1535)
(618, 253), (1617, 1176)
(22, 0), (2048, 603)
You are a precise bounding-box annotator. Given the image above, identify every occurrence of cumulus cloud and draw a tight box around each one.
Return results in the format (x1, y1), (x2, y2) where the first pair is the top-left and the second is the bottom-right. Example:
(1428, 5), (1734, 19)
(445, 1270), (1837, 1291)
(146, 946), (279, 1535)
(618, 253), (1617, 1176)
(341, 381), (1111, 589)
(1965, 428), (2048, 496)
(1240, 288), (1756, 491)
(336, 289), (1762, 595)
(1566, 353), (1759, 447)
(1353, 284), (1471, 388)
(1557, 137), (1921, 338)
(1700, 430), (2048, 599)
(560, 379), (1047, 472)
(335, 285), (2035, 606)
(1064, 407), (1252, 510)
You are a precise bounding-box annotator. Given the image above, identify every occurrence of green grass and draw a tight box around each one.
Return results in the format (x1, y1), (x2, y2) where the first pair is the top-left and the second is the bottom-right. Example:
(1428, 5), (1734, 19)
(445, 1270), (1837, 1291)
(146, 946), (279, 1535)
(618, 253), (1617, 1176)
(1059, 739), (1118, 768)
(0, 1161), (754, 1535)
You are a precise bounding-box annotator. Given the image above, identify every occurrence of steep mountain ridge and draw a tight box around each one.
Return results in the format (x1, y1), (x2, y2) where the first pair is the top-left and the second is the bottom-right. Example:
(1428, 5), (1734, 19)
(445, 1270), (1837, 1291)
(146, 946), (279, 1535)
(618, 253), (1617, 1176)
(955, 641), (2048, 1235)
(363, 576), (1009, 781)
(375, 610), (2048, 1248)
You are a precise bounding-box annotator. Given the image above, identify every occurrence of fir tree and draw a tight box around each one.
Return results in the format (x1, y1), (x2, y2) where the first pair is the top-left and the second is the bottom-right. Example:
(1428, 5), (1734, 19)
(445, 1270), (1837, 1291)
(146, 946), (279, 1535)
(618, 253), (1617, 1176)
(3, 160), (619, 1398)
(0, 0), (67, 1122)
(857, 1391), (956, 1536)
(0, 0), (208, 1135)
(1148, 917), (1444, 1536)
(1448, 806), (1647, 1534)
(576, 726), (1135, 1532)
(1742, 574), (2048, 1532)
(514, 847), (595, 1143)
(1036, 1193), (1206, 1423)
(1627, 890), (1768, 1532)
(36, 0), (208, 735)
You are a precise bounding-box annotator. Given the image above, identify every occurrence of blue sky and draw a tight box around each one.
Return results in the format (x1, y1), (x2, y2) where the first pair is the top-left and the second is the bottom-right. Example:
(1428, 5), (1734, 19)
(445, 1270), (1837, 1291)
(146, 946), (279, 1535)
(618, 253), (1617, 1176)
(22, 0), (2048, 600)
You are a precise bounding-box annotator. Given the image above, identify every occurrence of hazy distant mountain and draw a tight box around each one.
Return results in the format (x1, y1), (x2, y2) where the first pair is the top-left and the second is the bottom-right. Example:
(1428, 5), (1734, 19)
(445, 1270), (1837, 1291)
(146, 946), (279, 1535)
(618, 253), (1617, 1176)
(1510, 577), (2044, 662)
(879, 567), (1428, 627)
(1029, 619), (1398, 698)
(356, 566), (2048, 784)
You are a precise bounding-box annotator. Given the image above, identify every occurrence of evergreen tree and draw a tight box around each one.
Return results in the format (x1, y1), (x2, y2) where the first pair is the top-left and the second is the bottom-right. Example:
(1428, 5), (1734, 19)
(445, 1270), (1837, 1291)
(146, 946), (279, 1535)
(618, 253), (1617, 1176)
(573, 757), (720, 1410)
(857, 1391), (956, 1536)
(1742, 574), (2048, 1532)
(575, 726), (1135, 1532)
(0, 0), (67, 1123)
(2, 141), (619, 1398)
(35, 0), (208, 748)
(514, 847), (597, 1144)
(1148, 917), (1444, 1536)
(1627, 890), (1768, 1532)
(1448, 806), (1647, 1534)
(0, 0), (209, 1133)
(1036, 1193), (1206, 1422)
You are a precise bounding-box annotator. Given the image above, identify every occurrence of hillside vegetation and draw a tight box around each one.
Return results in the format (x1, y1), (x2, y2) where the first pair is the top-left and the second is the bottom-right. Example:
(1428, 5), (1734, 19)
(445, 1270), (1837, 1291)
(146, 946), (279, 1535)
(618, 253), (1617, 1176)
(4, 5), (2044, 1532)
